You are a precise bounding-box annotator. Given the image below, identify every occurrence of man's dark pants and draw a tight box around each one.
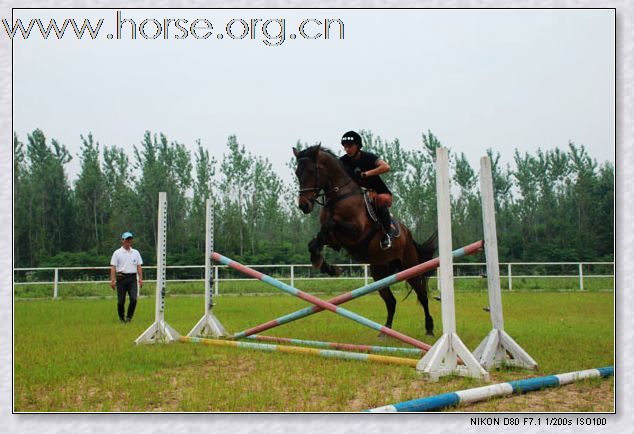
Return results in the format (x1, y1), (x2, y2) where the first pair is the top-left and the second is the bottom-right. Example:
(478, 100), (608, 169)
(116, 274), (138, 321)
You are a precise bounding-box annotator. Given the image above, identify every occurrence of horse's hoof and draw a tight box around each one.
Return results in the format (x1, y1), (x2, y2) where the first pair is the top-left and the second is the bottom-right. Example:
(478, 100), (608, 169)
(321, 264), (340, 277)
(433, 296), (441, 301)
(377, 332), (389, 340)
(319, 263), (332, 275)
(426, 331), (434, 337)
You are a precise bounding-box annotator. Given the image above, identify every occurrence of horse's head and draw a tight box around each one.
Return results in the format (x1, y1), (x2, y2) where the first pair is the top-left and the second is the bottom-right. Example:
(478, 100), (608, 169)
(293, 145), (323, 214)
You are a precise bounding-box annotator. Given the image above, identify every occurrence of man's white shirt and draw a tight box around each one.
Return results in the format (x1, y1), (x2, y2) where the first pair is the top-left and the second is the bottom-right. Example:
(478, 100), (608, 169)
(110, 247), (143, 273)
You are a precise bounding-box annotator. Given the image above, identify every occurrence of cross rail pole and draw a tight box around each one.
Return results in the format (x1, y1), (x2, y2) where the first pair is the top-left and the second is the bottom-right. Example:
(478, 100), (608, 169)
(211, 251), (434, 351)
(232, 240), (483, 340)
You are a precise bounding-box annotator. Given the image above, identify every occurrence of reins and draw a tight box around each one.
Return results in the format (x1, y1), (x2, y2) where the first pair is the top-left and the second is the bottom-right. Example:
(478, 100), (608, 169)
(298, 157), (360, 208)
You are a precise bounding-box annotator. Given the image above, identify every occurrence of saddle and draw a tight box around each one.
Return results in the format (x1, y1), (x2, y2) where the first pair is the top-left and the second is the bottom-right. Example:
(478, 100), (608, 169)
(361, 188), (401, 238)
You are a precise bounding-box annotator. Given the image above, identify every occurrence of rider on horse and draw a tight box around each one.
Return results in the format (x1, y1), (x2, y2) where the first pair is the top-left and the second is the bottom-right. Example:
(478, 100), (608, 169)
(339, 130), (396, 250)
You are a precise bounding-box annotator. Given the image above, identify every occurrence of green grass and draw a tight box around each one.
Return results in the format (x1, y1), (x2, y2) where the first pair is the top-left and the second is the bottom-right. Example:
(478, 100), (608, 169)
(14, 290), (614, 412)
(14, 275), (614, 299)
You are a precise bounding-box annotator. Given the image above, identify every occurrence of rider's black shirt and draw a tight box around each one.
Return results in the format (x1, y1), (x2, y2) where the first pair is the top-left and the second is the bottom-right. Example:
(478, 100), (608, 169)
(339, 151), (392, 195)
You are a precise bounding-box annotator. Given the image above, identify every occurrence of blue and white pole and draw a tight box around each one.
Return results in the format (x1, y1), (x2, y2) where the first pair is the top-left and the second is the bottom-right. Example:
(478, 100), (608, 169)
(365, 366), (614, 412)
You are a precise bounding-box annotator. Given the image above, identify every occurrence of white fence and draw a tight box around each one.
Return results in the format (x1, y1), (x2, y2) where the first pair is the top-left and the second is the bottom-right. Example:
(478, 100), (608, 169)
(14, 261), (614, 299)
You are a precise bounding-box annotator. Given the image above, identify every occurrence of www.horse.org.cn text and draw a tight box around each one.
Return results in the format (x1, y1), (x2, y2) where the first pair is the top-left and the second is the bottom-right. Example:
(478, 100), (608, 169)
(2, 10), (346, 46)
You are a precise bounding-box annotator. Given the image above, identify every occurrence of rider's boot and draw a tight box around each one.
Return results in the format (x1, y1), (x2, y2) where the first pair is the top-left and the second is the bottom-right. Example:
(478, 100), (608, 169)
(377, 205), (393, 250)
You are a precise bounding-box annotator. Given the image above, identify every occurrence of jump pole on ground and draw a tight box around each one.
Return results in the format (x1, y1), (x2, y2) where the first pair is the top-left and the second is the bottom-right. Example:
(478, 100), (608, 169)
(181, 335), (419, 368)
(365, 366), (614, 412)
(244, 334), (425, 356)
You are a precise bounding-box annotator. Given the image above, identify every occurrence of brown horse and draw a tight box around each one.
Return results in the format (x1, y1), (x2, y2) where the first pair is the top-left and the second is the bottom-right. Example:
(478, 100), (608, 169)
(293, 145), (438, 336)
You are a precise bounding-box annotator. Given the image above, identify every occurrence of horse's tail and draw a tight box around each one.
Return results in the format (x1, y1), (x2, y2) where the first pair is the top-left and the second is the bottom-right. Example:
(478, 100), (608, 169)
(414, 230), (438, 274)
(402, 230), (438, 301)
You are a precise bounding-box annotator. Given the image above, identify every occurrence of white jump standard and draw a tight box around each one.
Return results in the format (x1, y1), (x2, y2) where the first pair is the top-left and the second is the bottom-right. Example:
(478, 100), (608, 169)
(416, 147), (489, 381)
(135, 192), (181, 344)
(188, 198), (228, 338)
(473, 156), (537, 370)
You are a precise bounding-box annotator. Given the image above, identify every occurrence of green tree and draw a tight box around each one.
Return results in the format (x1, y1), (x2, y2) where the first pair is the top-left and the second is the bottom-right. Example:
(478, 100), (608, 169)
(593, 162), (614, 260)
(189, 140), (217, 257)
(218, 135), (253, 257)
(12, 127), (614, 268)
(246, 156), (285, 258)
(486, 149), (513, 209)
(102, 144), (137, 251)
(21, 129), (74, 265)
(74, 133), (108, 253)
(562, 143), (606, 261)
(452, 152), (480, 249)
(14, 133), (29, 266)
(134, 131), (192, 262)
(485, 149), (517, 260)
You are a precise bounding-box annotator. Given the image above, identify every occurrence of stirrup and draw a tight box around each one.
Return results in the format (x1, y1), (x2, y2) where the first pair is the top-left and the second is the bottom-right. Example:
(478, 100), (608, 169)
(380, 233), (392, 250)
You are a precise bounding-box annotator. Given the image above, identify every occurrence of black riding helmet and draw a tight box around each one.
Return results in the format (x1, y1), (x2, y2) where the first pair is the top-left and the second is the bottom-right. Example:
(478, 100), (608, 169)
(341, 131), (363, 148)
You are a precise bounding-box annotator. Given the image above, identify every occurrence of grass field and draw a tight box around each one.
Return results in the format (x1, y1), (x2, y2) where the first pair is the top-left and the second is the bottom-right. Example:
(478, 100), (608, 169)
(14, 275), (614, 299)
(13, 289), (614, 412)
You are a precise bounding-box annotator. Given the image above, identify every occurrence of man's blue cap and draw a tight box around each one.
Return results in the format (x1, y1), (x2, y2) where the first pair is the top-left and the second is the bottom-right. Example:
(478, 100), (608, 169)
(121, 231), (134, 240)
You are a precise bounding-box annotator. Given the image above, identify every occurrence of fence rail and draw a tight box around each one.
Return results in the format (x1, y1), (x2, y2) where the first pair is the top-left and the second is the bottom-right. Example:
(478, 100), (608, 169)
(13, 261), (615, 299)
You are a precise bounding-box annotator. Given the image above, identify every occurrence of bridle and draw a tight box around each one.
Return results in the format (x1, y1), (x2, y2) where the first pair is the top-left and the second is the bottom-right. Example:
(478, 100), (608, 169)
(297, 157), (357, 208)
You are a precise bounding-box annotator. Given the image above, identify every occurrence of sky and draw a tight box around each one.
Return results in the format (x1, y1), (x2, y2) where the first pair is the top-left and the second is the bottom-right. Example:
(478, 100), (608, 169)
(12, 8), (615, 185)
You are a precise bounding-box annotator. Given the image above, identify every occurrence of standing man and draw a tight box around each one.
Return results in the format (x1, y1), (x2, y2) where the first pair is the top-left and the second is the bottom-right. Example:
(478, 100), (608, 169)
(110, 231), (143, 323)
(339, 130), (396, 249)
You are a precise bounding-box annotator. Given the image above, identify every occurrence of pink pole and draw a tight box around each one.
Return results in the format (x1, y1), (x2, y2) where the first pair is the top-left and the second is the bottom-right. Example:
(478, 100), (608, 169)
(212, 251), (432, 351)
(233, 240), (484, 340)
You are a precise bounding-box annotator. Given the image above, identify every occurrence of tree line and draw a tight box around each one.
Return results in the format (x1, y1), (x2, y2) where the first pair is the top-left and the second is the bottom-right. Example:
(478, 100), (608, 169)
(13, 129), (614, 269)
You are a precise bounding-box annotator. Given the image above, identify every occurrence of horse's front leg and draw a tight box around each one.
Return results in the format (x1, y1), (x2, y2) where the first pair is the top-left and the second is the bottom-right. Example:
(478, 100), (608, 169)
(308, 229), (341, 276)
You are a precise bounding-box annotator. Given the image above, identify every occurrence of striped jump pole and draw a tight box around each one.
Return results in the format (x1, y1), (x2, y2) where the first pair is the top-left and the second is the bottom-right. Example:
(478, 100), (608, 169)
(232, 240), (484, 340)
(211, 251), (432, 352)
(244, 335), (424, 356)
(365, 366), (614, 412)
(180, 336), (418, 368)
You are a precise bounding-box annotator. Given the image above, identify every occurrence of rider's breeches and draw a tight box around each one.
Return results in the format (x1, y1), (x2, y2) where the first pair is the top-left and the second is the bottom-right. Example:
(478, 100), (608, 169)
(375, 193), (393, 208)
(375, 194), (393, 232)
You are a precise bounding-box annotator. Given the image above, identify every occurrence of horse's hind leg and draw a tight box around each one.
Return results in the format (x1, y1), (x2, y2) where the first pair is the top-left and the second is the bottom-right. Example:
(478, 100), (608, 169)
(408, 276), (434, 336)
(372, 265), (396, 338)
(377, 287), (396, 332)
(308, 230), (340, 276)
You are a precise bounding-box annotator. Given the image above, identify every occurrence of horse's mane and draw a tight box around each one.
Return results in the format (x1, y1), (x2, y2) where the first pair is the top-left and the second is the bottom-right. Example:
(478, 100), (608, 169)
(316, 146), (338, 159)
(297, 145), (351, 176)
(298, 144), (338, 160)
